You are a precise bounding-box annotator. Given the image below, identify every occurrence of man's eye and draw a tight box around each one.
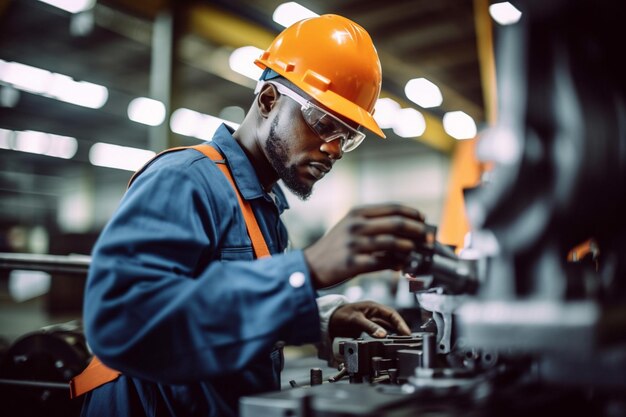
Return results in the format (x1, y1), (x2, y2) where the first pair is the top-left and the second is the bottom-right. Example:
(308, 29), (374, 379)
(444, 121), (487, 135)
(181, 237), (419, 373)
(313, 118), (337, 135)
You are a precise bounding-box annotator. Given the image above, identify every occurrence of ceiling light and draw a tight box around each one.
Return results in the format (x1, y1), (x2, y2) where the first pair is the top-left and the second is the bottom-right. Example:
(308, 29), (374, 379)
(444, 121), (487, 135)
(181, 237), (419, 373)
(171, 108), (240, 141)
(443, 111), (477, 140)
(170, 108), (204, 137)
(46, 133), (79, 159)
(0, 128), (13, 149)
(51, 78), (108, 109)
(229, 46), (264, 80)
(9, 270), (51, 302)
(11, 130), (78, 158)
(0, 61), (51, 94)
(196, 115), (240, 141)
(373, 98), (401, 129)
(392, 108), (426, 138)
(128, 97), (166, 126)
(272, 2), (319, 28)
(14, 130), (52, 155)
(404, 78), (443, 108)
(89, 142), (155, 171)
(0, 61), (109, 109)
(489, 2), (522, 25)
(196, 115), (231, 141)
(37, 0), (95, 14)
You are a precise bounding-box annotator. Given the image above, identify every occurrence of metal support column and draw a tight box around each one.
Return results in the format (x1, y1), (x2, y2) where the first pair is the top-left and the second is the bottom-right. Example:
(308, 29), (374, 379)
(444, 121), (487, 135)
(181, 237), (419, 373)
(149, 8), (175, 152)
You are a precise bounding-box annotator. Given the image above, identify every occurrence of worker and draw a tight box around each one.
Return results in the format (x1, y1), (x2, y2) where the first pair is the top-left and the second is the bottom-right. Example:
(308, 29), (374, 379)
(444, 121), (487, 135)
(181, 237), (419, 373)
(76, 14), (429, 417)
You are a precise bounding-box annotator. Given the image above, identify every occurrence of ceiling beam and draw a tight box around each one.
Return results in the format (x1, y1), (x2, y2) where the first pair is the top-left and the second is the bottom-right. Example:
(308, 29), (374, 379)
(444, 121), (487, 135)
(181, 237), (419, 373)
(473, 0), (497, 124)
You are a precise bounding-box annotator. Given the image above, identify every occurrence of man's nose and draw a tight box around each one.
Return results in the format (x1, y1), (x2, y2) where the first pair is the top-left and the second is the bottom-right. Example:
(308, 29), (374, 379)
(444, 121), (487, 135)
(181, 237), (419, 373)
(320, 139), (343, 160)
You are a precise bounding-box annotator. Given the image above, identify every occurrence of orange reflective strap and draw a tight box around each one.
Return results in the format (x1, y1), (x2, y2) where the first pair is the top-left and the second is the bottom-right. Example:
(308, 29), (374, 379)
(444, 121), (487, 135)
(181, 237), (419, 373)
(69, 357), (120, 399)
(70, 143), (271, 398)
(190, 144), (270, 259)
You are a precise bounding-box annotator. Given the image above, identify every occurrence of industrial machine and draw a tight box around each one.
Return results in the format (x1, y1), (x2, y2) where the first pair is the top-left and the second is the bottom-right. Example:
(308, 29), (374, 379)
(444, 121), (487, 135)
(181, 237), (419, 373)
(240, 0), (626, 415)
(0, 254), (91, 417)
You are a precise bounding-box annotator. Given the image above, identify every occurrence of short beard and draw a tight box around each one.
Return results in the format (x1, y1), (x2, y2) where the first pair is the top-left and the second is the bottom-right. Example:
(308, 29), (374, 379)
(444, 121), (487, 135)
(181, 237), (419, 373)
(266, 116), (313, 200)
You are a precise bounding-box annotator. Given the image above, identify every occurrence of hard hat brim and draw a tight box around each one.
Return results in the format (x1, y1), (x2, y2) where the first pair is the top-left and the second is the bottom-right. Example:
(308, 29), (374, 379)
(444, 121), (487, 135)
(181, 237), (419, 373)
(311, 87), (386, 139)
(255, 59), (386, 139)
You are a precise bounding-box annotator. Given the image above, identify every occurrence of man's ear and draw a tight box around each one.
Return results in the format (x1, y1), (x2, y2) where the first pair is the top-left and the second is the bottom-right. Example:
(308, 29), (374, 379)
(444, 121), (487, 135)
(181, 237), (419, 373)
(256, 83), (279, 118)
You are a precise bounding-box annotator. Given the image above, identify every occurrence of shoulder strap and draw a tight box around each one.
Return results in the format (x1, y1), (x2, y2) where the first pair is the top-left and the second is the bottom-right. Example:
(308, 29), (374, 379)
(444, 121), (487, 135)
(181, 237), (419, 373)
(69, 357), (120, 399)
(189, 144), (270, 259)
(70, 144), (271, 398)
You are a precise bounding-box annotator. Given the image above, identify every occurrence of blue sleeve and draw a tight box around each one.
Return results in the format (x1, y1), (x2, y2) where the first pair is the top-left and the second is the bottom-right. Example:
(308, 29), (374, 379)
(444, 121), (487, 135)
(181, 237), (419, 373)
(83, 157), (320, 384)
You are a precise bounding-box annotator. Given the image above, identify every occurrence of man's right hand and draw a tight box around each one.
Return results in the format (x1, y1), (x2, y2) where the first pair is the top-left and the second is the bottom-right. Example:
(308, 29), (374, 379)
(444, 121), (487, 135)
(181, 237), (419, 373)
(303, 203), (429, 289)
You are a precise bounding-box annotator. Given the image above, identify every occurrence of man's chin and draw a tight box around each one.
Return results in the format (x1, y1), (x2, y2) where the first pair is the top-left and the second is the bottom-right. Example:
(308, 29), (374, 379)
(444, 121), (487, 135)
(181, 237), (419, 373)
(283, 179), (313, 201)
(288, 185), (313, 201)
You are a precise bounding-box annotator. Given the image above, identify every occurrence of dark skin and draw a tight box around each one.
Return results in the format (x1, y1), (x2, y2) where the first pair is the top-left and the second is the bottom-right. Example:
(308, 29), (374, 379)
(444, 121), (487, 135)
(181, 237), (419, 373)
(233, 81), (424, 339)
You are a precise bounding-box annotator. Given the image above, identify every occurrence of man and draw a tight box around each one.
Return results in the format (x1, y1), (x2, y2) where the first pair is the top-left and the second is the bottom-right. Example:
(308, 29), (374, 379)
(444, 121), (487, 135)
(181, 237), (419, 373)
(78, 14), (429, 417)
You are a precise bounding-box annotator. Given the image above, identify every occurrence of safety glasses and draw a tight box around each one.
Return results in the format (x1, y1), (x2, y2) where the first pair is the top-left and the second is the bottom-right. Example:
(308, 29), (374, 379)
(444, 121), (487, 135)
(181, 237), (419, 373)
(264, 82), (366, 152)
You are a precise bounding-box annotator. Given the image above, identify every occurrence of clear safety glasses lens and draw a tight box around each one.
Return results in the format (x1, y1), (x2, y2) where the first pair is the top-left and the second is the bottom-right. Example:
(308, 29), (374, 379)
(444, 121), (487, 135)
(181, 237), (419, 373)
(267, 82), (366, 152)
(300, 103), (366, 153)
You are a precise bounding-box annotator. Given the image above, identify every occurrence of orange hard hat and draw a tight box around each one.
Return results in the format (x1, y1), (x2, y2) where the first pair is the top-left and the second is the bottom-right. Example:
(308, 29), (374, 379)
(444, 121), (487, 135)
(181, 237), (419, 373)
(255, 14), (385, 138)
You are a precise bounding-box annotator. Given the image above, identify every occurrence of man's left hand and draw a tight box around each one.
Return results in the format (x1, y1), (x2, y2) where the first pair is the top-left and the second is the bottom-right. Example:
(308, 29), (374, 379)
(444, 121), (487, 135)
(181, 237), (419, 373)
(328, 301), (411, 339)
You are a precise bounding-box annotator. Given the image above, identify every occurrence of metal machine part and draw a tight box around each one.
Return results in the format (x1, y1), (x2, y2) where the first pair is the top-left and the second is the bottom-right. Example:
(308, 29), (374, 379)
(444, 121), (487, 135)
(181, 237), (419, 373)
(0, 321), (90, 417)
(338, 333), (425, 384)
(402, 235), (480, 295)
(0, 252), (91, 275)
(242, 0), (626, 415)
(415, 292), (468, 354)
(0, 254), (93, 416)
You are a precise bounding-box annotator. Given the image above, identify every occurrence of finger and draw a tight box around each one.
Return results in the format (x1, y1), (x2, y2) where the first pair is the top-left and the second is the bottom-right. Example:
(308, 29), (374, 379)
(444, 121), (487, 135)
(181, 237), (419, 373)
(351, 216), (427, 241)
(350, 235), (416, 254)
(370, 305), (412, 336)
(370, 317), (394, 330)
(348, 253), (408, 276)
(351, 204), (425, 222)
(352, 314), (388, 338)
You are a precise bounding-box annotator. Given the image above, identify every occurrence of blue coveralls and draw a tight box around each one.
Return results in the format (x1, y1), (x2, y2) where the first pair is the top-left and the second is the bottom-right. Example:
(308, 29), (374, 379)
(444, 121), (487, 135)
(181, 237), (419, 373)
(80, 125), (321, 416)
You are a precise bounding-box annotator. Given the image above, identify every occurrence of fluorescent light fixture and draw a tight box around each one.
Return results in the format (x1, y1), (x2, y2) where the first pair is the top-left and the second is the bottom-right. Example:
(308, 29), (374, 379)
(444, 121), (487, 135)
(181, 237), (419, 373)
(46, 133), (79, 159)
(37, 0), (95, 14)
(52, 79), (108, 109)
(89, 142), (155, 171)
(9, 270), (51, 302)
(14, 130), (49, 154)
(392, 108), (426, 138)
(171, 108), (240, 141)
(489, 2), (522, 25)
(404, 77), (443, 108)
(1, 61), (51, 94)
(128, 97), (166, 126)
(229, 46), (264, 80)
(196, 114), (240, 140)
(373, 98), (401, 129)
(443, 111), (477, 140)
(0, 127), (13, 149)
(0, 61), (108, 109)
(170, 108), (204, 137)
(272, 2), (319, 27)
(11, 130), (78, 158)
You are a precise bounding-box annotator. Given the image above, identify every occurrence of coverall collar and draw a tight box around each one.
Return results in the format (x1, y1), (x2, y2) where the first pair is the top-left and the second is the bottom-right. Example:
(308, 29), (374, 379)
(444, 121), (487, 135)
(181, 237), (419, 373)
(211, 124), (290, 214)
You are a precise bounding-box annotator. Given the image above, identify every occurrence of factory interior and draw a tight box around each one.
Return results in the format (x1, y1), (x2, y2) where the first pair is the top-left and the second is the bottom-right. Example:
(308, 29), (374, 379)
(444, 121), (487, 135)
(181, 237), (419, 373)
(1, 0), (625, 416)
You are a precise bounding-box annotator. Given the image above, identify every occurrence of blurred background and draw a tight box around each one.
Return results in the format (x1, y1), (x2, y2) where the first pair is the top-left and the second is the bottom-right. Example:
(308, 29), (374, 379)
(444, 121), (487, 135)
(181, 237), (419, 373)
(0, 0), (514, 346)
